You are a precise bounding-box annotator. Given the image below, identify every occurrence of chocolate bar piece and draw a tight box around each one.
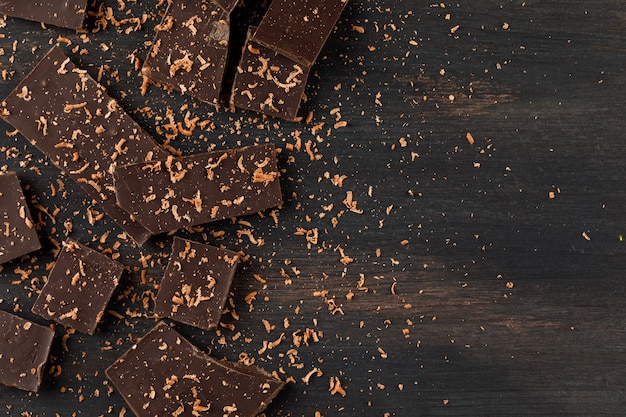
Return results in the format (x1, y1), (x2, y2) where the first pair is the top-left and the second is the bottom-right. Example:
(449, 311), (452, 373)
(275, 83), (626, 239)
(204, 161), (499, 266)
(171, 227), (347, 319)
(231, 27), (311, 121)
(1, 46), (169, 245)
(106, 323), (285, 417)
(212, 0), (239, 14)
(142, 0), (231, 105)
(31, 239), (123, 335)
(0, 310), (54, 392)
(113, 144), (282, 236)
(0, 171), (41, 264)
(154, 237), (239, 330)
(230, 0), (347, 120)
(0, 0), (88, 30)
(253, 0), (348, 67)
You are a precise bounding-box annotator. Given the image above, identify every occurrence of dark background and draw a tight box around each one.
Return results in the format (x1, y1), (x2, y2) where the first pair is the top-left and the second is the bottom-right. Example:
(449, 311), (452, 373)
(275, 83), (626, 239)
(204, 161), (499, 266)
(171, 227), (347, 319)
(1, 1), (625, 416)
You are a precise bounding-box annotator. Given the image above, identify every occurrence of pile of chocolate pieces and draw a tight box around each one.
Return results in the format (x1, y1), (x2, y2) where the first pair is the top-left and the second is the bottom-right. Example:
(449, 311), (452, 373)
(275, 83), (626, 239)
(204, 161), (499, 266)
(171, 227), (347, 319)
(0, 0), (347, 416)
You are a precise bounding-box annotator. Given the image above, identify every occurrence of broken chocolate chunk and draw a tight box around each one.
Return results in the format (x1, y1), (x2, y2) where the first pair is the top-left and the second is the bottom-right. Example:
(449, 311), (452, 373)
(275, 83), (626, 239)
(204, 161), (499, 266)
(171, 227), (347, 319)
(0, 0), (88, 30)
(106, 323), (285, 417)
(113, 143), (282, 236)
(253, 0), (348, 68)
(0, 171), (41, 264)
(231, 27), (311, 121)
(154, 237), (239, 330)
(0, 310), (54, 392)
(211, 0), (239, 14)
(142, 0), (231, 105)
(1, 46), (169, 245)
(31, 239), (123, 335)
(230, 0), (347, 120)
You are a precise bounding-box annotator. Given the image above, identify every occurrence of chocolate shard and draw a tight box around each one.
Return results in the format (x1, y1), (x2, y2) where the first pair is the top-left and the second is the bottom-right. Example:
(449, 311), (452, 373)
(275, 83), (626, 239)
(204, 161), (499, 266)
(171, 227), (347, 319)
(0, 0), (88, 30)
(142, 0), (231, 105)
(106, 323), (285, 417)
(154, 237), (239, 331)
(31, 239), (123, 335)
(231, 27), (311, 121)
(1, 46), (169, 245)
(0, 310), (54, 392)
(0, 171), (41, 264)
(252, 0), (348, 67)
(113, 143), (282, 236)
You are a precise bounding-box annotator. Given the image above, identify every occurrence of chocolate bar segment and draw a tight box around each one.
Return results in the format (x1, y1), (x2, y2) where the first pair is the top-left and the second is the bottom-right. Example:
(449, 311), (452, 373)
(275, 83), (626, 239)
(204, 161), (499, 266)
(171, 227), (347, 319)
(154, 237), (239, 330)
(253, 0), (348, 67)
(230, 0), (347, 120)
(1, 46), (169, 245)
(113, 144), (282, 236)
(0, 310), (54, 392)
(31, 239), (123, 335)
(211, 0), (239, 14)
(0, 0), (88, 30)
(142, 0), (231, 105)
(106, 323), (285, 417)
(0, 171), (41, 264)
(231, 29), (311, 121)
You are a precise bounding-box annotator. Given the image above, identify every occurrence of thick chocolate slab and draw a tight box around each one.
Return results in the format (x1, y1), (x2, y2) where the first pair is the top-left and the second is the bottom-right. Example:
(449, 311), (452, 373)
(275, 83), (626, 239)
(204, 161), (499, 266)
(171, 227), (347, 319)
(154, 237), (239, 330)
(113, 144), (282, 235)
(0, 0), (88, 30)
(31, 239), (123, 335)
(0, 171), (41, 264)
(253, 0), (348, 67)
(231, 29), (311, 121)
(0, 310), (54, 392)
(106, 323), (285, 417)
(142, 0), (230, 105)
(1, 46), (169, 245)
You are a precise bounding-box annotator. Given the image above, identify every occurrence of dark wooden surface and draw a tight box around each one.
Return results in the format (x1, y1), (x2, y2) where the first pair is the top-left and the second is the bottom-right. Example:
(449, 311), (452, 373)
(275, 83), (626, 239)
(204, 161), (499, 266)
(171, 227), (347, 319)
(1, 1), (625, 416)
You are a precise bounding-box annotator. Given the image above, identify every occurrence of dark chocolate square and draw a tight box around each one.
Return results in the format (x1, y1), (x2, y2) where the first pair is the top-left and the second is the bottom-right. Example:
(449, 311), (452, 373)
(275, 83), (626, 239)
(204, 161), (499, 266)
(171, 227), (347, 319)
(154, 237), (238, 330)
(0, 310), (54, 392)
(31, 239), (123, 335)
(106, 323), (285, 417)
(0, 0), (88, 30)
(0, 171), (41, 264)
(142, 0), (231, 105)
(231, 31), (311, 121)
(252, 0), (348, 67)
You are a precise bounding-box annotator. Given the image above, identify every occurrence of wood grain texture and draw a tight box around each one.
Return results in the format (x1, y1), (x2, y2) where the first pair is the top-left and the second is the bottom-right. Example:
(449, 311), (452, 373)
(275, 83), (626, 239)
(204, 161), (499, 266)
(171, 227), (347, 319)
(0, 1), (625, 416)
